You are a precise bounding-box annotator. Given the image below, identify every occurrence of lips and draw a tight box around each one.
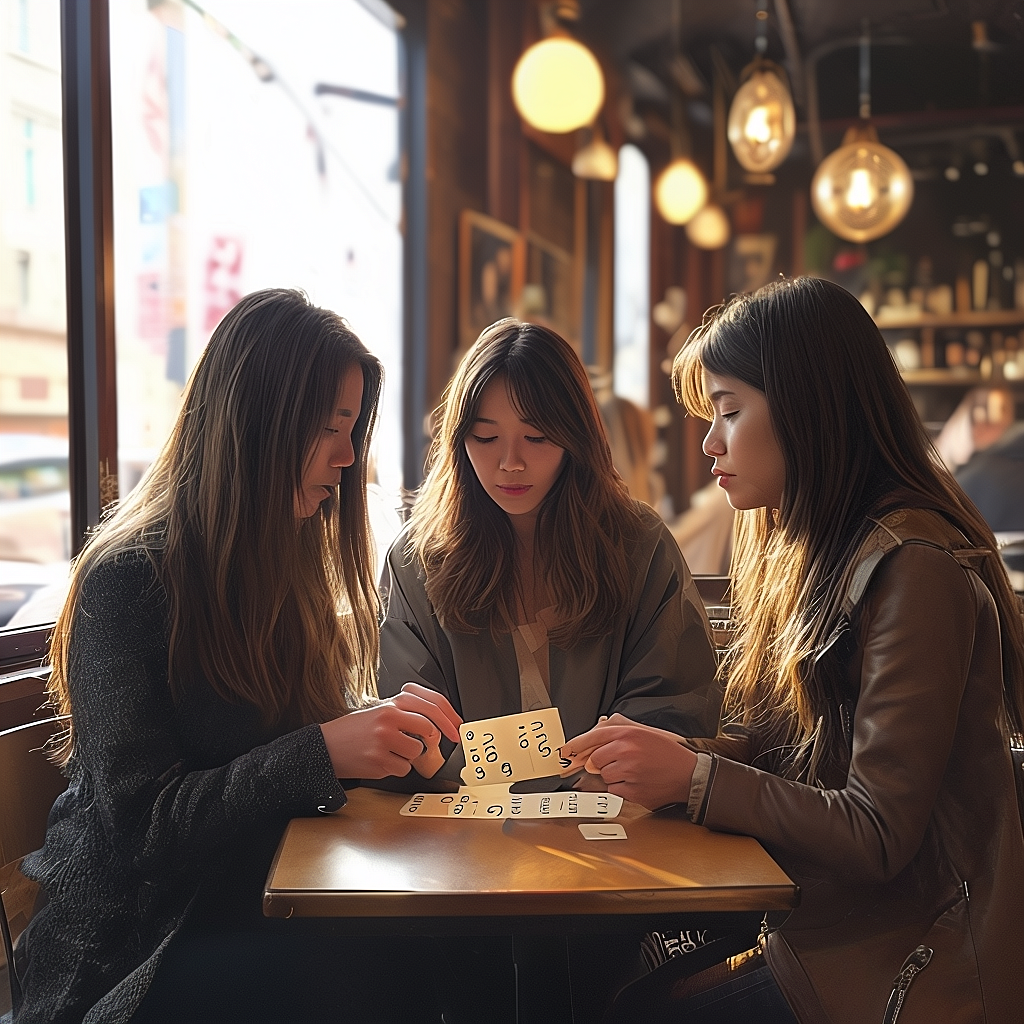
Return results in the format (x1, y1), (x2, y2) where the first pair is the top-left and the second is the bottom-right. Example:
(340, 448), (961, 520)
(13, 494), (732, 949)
(497, 484), (531, 496)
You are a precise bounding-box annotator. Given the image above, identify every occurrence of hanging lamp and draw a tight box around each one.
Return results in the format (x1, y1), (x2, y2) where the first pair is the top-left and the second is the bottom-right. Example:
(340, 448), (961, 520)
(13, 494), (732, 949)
(654, 7), (709, 226)
(727, 2), (795, 181)
(810, 23), (913, 243)
(512, 2), (604, 134)
(572, 121), (618, 180)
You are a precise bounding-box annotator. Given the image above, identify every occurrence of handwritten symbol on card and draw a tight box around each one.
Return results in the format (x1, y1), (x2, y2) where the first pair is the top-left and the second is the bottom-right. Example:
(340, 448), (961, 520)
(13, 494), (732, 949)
(459, 709), (566, 788)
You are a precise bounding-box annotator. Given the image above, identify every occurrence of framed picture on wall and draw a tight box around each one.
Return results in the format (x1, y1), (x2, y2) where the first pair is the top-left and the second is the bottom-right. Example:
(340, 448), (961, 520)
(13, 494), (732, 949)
(458, 210), (524, 350)
(521, 233), (575, 343)
(727, 234), (778, 295)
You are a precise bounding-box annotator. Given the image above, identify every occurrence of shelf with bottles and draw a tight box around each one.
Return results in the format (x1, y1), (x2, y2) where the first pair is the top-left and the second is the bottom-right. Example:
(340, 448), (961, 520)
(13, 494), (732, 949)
(881, 317), (1024, 386)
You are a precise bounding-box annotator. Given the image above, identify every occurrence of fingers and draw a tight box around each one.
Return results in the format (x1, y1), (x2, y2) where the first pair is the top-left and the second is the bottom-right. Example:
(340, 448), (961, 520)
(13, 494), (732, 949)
(395, 683), (463, 742)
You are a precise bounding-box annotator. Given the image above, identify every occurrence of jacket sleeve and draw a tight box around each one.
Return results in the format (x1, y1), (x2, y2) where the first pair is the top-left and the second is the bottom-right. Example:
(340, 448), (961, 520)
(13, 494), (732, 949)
(68, 552), (345, 880)
(608, 522), (722, 738)
(696, 543), (977, 885)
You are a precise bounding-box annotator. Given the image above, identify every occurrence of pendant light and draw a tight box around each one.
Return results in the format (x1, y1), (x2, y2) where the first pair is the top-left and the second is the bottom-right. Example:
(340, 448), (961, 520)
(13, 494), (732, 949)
(727, 2), (795, 181)
(686, 55), (730, 250)
(512, 2), (604, 135)
(572, 121), (618, 180)
(654, 4), (709, 226)
(810, 23), (913, 243)
(685, 203), (730, 249)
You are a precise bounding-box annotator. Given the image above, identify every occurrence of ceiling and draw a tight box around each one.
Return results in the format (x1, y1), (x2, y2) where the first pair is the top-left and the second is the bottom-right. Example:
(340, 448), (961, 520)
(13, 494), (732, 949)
(573, 0), (1024, 169)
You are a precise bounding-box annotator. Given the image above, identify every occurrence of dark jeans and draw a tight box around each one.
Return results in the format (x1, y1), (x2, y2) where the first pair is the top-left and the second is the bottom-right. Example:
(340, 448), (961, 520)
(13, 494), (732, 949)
(129, 921), (446, 1024)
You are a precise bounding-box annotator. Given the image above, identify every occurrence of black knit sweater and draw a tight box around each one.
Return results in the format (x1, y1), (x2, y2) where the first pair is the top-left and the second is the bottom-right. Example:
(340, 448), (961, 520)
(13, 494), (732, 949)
(16, 550), (345, 1024)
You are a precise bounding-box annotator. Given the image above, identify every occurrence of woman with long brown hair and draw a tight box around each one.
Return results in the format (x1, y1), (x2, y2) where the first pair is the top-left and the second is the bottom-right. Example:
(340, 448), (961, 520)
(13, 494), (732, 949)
(378, 318), (720, 789)
(14, 289), (460, 1024)
(566, 276), (1024, 1023)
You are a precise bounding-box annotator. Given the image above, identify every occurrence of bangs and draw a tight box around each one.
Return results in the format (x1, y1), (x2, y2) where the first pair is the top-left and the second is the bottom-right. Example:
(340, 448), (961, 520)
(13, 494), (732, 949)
(672, 324), (715, 421)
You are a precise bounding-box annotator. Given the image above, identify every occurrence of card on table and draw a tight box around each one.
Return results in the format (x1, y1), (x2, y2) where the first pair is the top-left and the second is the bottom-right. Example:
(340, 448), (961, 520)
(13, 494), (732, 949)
(400, 788), (623, 819)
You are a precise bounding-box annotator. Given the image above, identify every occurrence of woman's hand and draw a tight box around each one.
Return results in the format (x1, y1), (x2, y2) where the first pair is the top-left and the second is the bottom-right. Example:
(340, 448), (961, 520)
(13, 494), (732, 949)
(321, 682), (462, 779)
(561, 714), (698, 810)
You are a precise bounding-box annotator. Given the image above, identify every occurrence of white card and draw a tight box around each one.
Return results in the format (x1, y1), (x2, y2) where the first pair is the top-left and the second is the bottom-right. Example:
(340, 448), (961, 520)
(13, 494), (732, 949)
(579, 823), (628, 840)
(459, 708), (565, 787)
(399, 789), (623, 819)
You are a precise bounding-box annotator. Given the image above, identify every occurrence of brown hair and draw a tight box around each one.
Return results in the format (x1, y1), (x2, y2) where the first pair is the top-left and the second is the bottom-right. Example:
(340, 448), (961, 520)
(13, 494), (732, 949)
(674, 276), (1024, 780)
(48, 289), (382, 763)
(410, 318), (641, 645)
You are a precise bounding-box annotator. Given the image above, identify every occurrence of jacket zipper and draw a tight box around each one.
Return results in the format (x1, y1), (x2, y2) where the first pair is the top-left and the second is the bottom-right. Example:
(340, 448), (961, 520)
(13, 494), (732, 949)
(881, 945), (933, 1024)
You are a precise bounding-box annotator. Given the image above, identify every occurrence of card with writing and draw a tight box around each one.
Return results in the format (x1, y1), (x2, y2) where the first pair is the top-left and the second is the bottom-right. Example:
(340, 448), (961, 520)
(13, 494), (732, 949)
(399, 789), (623, 819)
(458, 708), (565, 787)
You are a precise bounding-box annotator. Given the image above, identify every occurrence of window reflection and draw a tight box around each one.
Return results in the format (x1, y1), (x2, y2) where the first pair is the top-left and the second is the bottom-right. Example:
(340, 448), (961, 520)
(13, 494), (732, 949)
(0, 0), (69, 628)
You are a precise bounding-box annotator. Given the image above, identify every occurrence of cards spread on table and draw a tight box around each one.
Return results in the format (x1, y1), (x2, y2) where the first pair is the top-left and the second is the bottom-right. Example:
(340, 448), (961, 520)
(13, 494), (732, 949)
(399, 708), (623, 820)
(401, 787), (622, 819)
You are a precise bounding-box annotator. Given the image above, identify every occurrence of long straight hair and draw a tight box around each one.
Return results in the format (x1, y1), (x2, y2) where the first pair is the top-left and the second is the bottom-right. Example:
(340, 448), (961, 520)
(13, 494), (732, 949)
(674, 276), (1024, 779)
(48, 289), (382, 763)
(410, 319), (640, 645)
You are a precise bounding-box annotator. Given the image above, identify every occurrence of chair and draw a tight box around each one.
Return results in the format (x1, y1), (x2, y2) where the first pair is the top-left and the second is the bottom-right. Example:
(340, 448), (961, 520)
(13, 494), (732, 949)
(0, 717), (69, 1018)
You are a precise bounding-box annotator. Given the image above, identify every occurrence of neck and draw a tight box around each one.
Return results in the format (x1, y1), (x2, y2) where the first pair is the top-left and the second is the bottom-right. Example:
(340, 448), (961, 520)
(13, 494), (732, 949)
(510, 510), (538, 549)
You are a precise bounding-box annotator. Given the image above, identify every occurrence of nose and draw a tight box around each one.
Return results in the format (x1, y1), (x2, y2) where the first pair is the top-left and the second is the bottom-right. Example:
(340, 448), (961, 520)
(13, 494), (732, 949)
(703, 420), (725, 458)
(333, 433), (356, 469)
(499, 438), (526, 472)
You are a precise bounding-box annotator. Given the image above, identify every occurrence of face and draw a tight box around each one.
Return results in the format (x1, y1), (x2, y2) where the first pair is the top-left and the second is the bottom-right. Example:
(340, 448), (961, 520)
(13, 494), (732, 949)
(464, 377), (566, 518)
(702, 371), (786, 511)
(295, 366), (363, 519)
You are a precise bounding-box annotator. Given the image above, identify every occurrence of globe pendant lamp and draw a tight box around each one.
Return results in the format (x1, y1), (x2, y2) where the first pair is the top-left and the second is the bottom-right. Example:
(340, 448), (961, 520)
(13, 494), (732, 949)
(685, 203), (730, 249)
(728, 60), (795, 178)
(811, 123), (914, 243)
(810, 23), (913, 243)
(655, 158), (708, 225)
(512, 36), (604, 134)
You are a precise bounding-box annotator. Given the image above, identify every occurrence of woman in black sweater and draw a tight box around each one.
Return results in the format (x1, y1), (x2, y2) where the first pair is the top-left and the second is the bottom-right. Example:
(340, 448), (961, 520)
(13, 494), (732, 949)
(14, 289), (460, 1024)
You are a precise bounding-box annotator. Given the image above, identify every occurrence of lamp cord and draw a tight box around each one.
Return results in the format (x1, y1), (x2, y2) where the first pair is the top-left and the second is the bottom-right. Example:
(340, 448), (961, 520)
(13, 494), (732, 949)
(859, 19), (871, 120)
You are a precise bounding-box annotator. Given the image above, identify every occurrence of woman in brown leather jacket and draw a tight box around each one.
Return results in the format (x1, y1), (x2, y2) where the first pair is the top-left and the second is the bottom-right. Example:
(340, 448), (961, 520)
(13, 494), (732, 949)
(565, 276), (1024, 1024)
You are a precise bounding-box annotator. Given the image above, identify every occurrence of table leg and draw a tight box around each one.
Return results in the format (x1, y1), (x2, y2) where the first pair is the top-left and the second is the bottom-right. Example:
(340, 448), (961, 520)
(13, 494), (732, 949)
(512, 934), (574, 1024)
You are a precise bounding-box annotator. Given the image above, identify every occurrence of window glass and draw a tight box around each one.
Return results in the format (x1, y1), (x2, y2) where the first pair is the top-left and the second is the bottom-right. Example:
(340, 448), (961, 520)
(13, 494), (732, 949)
(613, 143), (650, 408)
(0, 0), (70, 629)
(109, 0), (404, 553)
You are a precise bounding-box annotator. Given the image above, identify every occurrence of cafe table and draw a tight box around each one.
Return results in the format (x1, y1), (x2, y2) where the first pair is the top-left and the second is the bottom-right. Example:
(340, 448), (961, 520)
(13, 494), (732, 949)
(264, 786), (797, 1023)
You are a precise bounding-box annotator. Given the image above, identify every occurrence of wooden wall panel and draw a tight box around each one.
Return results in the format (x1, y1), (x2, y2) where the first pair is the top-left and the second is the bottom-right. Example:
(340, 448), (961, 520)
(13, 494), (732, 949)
(425, 0), (488, 409)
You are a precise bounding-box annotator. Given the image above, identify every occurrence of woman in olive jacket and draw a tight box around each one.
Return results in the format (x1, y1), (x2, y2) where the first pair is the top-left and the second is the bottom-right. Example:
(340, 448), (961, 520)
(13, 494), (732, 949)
(566, 277), (1024, 1024)
(14, 290), (460, 1024)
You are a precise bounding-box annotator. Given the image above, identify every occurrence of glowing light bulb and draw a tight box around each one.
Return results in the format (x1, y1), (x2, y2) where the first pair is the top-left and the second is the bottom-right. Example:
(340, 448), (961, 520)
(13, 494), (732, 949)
(654, 159), (708, 225)
(727, 66), (795, 174)
(810, 124), (913, 243)
(512, 37), (604, 134)
(744, 105), (772, 145)
(846, 167), (876, 210)
(685, 203), (730, 249)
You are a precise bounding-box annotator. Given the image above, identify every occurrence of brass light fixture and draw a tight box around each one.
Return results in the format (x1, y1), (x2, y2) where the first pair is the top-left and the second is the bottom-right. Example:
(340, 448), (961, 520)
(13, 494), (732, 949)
(727, 2), (795, 182)
(512, 2), (604, 135)
(810, 23), (913, 243)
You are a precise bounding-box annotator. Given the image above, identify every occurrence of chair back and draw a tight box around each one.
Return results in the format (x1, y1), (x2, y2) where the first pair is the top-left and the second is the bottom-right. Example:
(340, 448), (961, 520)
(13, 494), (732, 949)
(0, 716), (68, 1016)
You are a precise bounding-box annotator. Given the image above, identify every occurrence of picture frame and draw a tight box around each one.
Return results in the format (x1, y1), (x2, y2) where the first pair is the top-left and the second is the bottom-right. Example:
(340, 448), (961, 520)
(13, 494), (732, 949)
(458, 210), (524, 350)
(521, 233), (575, 343)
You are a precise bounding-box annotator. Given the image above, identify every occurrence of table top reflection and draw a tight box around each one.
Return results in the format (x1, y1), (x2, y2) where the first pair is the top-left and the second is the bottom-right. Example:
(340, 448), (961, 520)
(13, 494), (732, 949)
(263, 787), (797, 921)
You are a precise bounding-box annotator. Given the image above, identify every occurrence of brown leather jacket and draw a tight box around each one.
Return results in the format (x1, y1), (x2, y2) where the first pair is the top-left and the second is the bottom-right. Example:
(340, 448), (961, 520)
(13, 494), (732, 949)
(691, 509), (1024, 1024)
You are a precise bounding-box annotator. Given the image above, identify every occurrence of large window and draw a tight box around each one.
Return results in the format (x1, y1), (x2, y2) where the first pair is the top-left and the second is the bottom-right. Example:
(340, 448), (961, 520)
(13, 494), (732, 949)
(110, 0), (404, 502)
(0, 0), (405, 633)
(0, 0), (69, 629)
(613, 143), (650, 409)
